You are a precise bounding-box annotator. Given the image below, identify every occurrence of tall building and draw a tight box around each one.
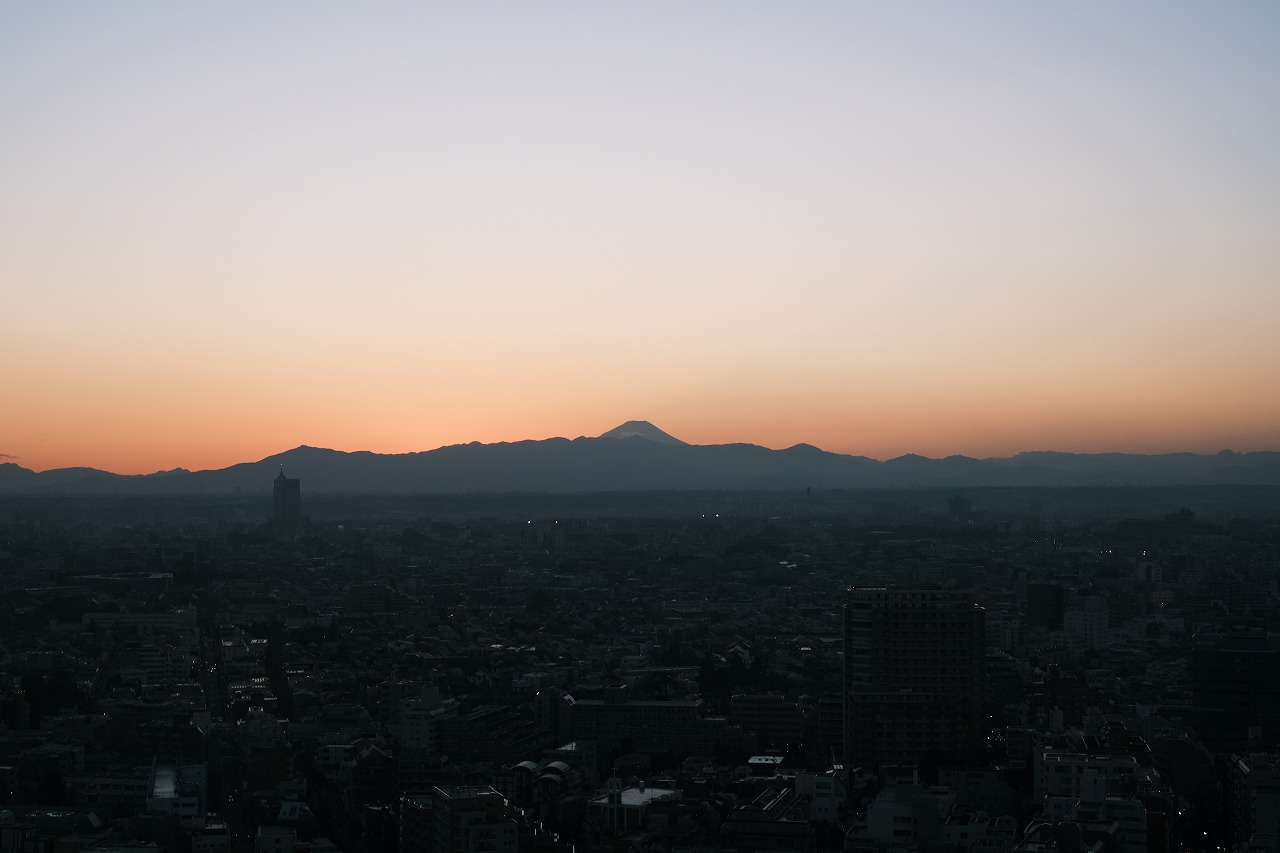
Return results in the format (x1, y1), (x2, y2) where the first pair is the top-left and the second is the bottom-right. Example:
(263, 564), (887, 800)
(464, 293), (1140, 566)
(843, 587), (985, 767)
(1025, 582), (1065, 630)
(272, 468), (301, 538)
(1192, 631), (1280, 756)
(1226, 751), (1280, 852)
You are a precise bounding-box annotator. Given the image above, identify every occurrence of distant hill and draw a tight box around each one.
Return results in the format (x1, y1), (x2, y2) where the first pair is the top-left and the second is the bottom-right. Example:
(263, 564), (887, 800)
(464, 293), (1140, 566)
(3, 423), (1279, 494)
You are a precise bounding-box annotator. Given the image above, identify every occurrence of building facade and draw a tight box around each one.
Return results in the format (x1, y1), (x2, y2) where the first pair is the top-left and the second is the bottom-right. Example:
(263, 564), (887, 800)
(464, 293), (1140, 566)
(843, 587), (985, 767)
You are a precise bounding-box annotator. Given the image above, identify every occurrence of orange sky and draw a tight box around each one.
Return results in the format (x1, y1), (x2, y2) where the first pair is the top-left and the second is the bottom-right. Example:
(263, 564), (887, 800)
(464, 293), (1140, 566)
(3, 3), (1278, 474)
(10, 363), (1278, 474)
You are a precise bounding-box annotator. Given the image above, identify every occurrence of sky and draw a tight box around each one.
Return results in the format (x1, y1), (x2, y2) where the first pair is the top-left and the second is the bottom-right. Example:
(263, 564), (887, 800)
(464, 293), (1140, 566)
(3, 2), (1279, 474)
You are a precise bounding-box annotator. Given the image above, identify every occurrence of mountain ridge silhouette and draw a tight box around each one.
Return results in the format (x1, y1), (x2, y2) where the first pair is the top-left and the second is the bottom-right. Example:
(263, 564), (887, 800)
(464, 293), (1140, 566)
(2, 422), (1279, 493)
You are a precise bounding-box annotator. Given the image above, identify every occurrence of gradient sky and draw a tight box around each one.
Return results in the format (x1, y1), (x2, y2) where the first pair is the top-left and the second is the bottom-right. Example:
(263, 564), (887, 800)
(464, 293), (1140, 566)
(3, 2), (1279, 474)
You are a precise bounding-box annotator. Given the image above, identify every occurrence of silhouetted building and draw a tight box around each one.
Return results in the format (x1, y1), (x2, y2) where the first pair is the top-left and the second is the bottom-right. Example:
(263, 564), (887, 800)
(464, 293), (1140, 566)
(1029, 665), (1099, 727)
(1226, 751), (1280, 852)
(441, 705), (554, 764)
(730, 693), (803, 747)
(273, 468), (301, 538)
(948, 495), (973, 525)
(1026, 582), (1065, 631)
(1192, 631), (1280, 756)
(570, 686), (703, 753)
(843, 587), (985, 767)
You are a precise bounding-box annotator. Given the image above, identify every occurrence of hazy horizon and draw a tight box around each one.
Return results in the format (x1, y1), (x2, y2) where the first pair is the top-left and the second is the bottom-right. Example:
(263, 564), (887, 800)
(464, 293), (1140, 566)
(5, 3), (1278, 474)
(4, 418), (1277, 477)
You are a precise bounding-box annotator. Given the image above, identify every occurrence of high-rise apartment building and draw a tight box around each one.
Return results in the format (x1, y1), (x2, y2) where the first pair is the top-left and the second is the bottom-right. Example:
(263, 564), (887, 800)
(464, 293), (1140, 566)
(843, 587), (985, 767)
(1192, 631), (1280, 756)
(272, 468), (301, 538)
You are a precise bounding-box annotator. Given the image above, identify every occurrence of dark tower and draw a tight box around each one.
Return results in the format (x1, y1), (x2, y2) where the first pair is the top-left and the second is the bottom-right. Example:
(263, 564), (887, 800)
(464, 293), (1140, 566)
(843, 586), (985, 768)
(1192, 631), (1280, 756)
(1026, 582), (1066, 630)
(273, 467), (302, 538)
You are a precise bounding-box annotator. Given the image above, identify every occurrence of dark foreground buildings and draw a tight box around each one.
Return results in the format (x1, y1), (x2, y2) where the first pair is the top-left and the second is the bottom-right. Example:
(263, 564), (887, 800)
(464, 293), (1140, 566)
(843, 586), (986, 767)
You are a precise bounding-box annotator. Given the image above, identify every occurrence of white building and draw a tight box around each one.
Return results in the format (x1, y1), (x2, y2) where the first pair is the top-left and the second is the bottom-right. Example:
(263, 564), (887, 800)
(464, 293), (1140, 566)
(147, 761), (208, 828)
(794, 771), (846, 824)
(588, 780), (682, 837)
(1063, 596), (1109, 649)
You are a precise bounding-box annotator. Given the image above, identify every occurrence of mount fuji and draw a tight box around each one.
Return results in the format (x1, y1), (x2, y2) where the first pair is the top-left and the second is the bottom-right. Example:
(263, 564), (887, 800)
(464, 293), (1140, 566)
(2, 422), (1279, 493)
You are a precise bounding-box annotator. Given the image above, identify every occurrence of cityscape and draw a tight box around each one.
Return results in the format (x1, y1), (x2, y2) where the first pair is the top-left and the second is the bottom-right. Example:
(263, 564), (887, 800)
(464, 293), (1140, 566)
(2, 427), (1279, 852)
(3, 2), (1279, 852)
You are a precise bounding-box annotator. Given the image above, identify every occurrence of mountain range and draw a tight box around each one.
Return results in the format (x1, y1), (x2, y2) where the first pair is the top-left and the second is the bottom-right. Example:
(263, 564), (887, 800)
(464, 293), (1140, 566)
(3, 420), (1279, 494)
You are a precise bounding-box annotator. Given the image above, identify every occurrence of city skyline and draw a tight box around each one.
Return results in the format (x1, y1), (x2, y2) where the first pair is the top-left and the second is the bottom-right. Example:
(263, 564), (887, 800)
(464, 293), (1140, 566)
(4, 2), (1278, 475)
